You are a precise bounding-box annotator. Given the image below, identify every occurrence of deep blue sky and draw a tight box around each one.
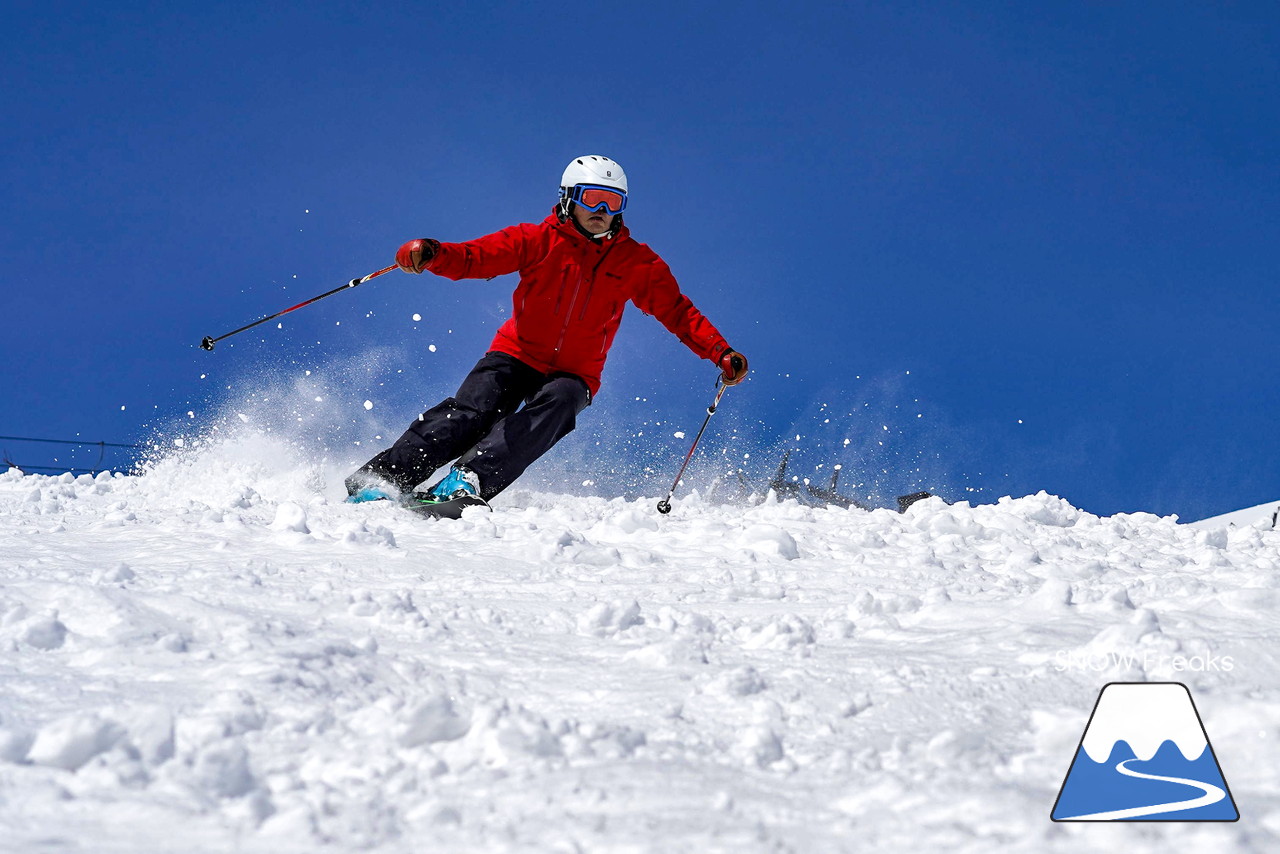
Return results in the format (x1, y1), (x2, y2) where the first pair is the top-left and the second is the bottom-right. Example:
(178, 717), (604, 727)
(3, 2), (1277, 520)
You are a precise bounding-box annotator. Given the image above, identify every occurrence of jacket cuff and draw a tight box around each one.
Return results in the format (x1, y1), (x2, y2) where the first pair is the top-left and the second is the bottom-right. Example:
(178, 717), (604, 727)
(421, 239), (442, 271)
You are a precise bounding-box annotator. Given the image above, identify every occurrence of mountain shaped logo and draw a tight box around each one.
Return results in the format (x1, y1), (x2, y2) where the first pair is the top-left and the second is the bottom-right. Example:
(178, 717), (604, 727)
(1052, 682), (1239, 821)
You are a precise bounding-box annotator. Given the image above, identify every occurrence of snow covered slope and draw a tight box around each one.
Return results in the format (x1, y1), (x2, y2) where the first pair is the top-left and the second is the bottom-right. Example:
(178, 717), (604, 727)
(1191, 499), (1280, 531)
(2, 435), (1279, 853)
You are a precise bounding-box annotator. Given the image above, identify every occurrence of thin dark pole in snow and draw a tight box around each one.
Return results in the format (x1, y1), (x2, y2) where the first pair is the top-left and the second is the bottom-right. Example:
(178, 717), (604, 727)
(199, 264), (399, 351)
(0, 435), (139, 448)
(657, 380), (728, 515)
(1, 436), (140, 476)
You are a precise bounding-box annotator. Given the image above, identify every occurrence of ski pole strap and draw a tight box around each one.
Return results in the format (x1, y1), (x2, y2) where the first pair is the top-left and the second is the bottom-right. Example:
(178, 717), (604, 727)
(706, 382), (726, 415)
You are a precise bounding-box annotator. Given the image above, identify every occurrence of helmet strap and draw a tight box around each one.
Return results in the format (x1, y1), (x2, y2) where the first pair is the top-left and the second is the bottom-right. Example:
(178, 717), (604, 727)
(561, 198), (621, 239)
(569, 213), (609, 240)
(556, 188), (573, 222)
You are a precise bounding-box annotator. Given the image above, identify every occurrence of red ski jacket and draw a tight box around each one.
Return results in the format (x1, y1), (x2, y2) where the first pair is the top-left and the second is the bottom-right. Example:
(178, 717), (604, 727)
(425, 212), (731, 397)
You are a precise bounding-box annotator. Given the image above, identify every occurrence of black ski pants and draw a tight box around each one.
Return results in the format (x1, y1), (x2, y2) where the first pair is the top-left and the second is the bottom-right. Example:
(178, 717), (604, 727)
(347, 351), (591, 500)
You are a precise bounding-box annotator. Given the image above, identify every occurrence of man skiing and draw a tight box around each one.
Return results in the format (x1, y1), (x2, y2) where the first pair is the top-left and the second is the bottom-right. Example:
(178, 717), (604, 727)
(346, 155), (748, 507)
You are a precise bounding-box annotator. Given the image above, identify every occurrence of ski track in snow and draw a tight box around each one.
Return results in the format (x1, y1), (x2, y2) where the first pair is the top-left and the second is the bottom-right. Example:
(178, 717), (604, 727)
(1, 435), (1278, 852)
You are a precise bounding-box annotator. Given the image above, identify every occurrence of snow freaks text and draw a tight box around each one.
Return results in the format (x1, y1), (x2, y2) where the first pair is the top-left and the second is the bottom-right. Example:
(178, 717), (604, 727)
(1054, 651), (1236, 673)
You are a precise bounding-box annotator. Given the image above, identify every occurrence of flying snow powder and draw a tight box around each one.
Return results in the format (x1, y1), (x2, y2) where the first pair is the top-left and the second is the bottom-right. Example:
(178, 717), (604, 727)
(364, 400), (374, 411)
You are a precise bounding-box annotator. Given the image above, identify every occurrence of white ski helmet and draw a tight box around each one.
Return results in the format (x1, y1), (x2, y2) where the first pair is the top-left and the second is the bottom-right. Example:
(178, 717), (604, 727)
(557, 155), (628, 222)
(561, 155), (627, 193)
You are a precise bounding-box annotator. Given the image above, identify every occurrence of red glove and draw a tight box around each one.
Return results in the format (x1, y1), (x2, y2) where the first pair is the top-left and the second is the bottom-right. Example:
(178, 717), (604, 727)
(395, 238), (439, 274)
(719, 349), (748, 385)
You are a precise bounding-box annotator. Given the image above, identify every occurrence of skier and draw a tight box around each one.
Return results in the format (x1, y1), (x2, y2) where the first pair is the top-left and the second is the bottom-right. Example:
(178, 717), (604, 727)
(346, 155), (748, 506)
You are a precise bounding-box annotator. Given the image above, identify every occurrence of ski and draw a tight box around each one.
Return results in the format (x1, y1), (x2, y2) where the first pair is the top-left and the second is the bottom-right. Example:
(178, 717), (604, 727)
(402, 494), (491, 520)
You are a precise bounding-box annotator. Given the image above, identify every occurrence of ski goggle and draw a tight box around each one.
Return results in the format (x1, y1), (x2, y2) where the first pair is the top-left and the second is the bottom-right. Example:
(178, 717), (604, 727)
(566, 183), (628, 215)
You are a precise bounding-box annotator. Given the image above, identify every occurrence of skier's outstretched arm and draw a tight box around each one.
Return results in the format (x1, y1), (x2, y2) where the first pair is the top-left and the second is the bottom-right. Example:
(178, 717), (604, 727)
(395, 223), (539, 281)
(633, 256), (748, 385)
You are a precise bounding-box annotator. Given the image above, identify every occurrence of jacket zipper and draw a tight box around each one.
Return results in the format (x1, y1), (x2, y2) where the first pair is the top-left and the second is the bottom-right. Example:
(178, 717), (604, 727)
(553, 269), (585, 359)
(554, 263), (572, 314)
(553, 239), (618, 361)
(577, 239), (619, 321)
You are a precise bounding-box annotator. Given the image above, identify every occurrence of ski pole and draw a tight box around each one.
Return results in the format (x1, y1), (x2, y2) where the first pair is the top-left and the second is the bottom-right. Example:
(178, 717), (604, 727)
(199, 264), (399, 351)
(656, 379), (729, 515)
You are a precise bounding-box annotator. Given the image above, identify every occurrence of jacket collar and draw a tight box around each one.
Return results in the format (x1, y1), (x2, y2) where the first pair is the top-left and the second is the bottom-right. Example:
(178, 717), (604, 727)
(546, 209), (630, 244)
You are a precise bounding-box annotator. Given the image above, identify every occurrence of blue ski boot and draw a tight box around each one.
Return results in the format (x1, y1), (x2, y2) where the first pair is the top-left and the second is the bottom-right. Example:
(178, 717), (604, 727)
(345, 474), (400, 504)
(427, 466), (481, 500)
(404, 467), (489, 519)
(347, 486), (395, 503)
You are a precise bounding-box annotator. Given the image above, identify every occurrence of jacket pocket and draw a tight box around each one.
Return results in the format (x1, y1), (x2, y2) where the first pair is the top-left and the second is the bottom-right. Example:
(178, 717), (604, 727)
(555, 263), (575, 314)
(580, 269), (626, 322)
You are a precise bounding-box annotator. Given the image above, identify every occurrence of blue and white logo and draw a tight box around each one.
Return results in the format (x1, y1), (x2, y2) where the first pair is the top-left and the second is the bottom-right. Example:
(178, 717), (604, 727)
(1051, 682), (1238, 821)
